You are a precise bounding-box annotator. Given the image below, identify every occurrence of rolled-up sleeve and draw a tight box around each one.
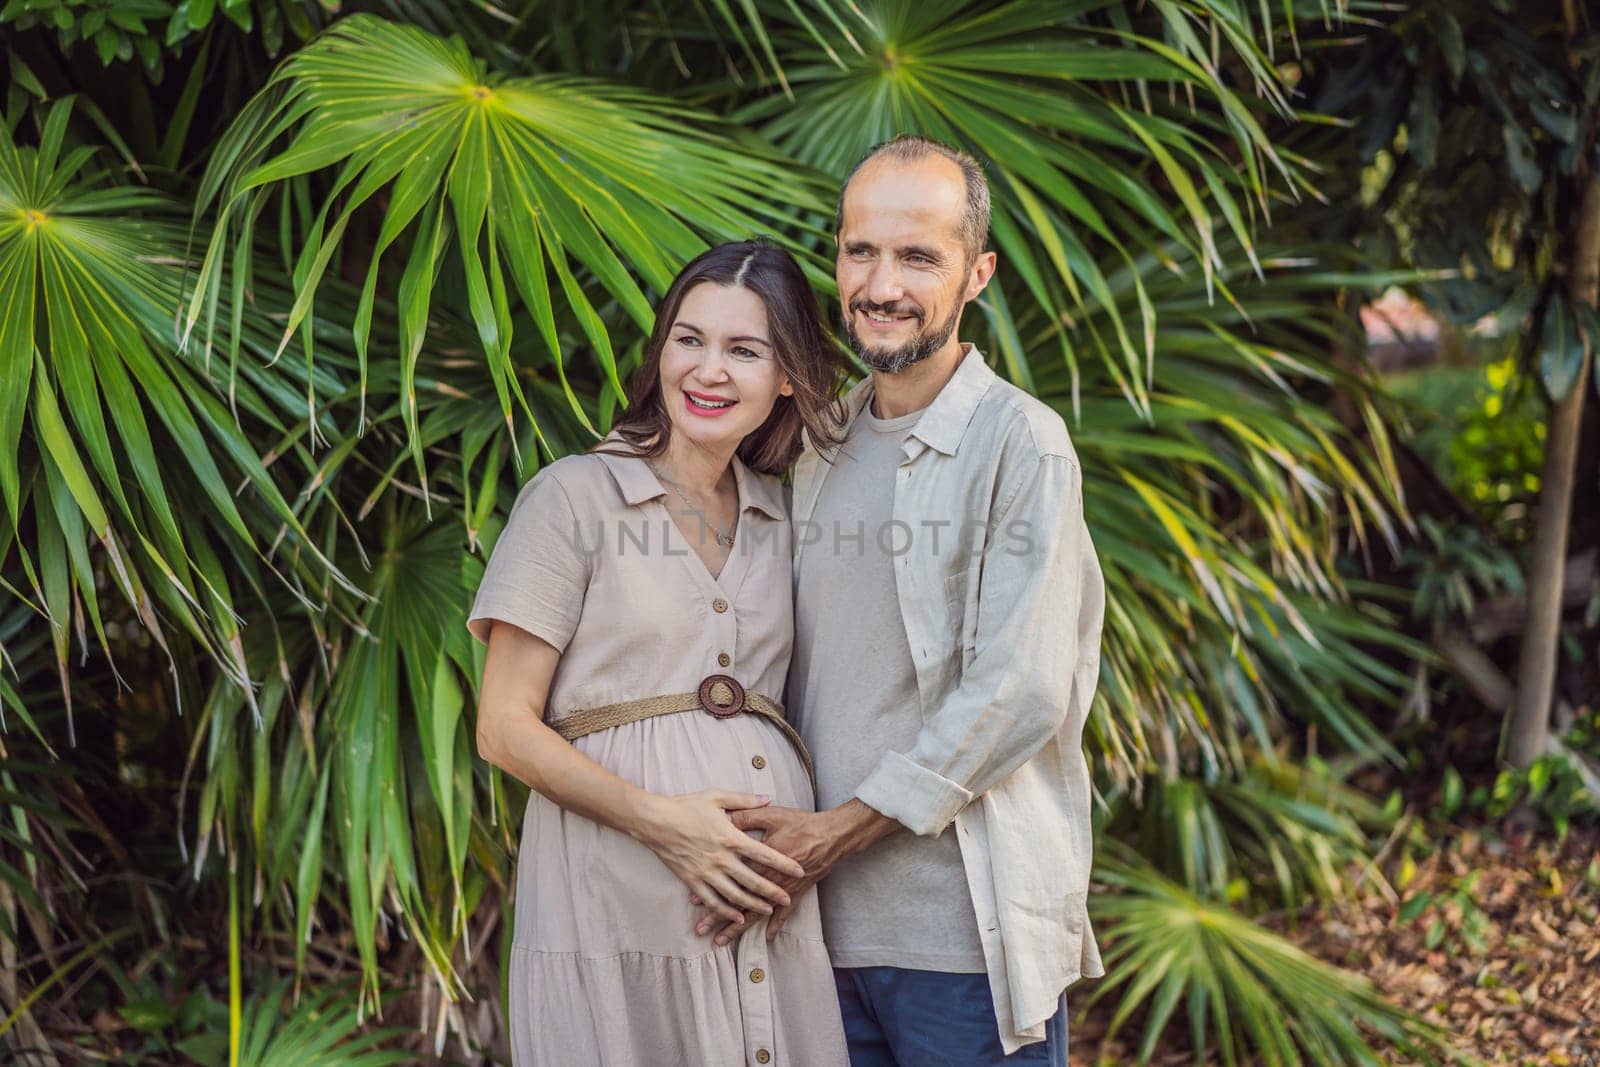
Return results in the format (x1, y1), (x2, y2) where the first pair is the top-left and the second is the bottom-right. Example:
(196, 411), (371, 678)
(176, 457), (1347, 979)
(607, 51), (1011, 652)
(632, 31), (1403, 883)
(854, 452), (1087, 836)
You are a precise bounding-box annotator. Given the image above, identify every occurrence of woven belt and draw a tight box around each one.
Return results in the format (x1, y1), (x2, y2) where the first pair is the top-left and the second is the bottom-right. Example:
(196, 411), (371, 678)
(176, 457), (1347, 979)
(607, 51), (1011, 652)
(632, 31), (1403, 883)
(552, 674), (815, 789)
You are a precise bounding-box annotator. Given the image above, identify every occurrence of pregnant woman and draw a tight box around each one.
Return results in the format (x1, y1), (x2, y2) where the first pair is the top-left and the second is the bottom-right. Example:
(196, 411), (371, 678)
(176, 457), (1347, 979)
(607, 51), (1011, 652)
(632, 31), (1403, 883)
(470, 241), (848, 1065)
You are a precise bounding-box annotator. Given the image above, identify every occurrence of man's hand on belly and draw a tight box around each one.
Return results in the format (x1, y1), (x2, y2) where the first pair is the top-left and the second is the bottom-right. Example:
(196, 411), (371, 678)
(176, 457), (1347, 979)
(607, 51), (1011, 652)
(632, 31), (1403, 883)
(693, 798), (901, 943)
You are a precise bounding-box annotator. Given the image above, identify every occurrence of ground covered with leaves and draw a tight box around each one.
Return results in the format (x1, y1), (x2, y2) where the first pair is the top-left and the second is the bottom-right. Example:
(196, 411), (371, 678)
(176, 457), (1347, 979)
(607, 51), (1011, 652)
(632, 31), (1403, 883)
(1068, 823), (1600, 1066)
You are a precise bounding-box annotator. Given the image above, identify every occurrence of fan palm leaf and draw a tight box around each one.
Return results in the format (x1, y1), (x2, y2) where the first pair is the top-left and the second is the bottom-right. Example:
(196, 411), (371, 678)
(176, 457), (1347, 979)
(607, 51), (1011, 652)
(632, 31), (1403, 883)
(186, 471), (499, 1010)
(1089, 847), (1457, 1066)
(735, 0), (1307, 414)
(162, 256), (603, 1006)
(188, 13), (835, 494)
(1009, 232), (1424, 780)
(0, 99), (352, 722)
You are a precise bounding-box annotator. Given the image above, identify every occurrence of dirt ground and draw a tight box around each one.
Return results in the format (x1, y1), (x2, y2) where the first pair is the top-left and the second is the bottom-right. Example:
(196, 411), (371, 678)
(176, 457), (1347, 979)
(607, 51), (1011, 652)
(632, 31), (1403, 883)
(1065, 824), (1600, 1066)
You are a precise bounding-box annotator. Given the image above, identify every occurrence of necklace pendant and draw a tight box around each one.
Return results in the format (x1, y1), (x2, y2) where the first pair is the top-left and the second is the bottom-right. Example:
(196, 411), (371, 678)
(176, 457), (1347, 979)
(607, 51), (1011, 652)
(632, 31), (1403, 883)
(647, 460), (736, 550)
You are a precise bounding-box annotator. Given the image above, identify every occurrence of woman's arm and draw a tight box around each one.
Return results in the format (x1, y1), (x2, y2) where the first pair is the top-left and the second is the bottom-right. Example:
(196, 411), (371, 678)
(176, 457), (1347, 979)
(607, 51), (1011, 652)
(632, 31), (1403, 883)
(475, 619), (805, 923)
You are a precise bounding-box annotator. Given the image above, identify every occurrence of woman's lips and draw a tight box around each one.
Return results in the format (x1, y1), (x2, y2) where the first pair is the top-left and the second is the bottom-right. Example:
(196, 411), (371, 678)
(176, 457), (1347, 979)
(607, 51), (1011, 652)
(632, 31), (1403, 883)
(683, 389), (738, 417)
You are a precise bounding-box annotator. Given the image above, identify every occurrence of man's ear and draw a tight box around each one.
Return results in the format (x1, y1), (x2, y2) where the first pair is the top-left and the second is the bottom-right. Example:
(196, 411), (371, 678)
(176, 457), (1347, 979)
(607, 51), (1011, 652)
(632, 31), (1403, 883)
(965, 250), (998, 302)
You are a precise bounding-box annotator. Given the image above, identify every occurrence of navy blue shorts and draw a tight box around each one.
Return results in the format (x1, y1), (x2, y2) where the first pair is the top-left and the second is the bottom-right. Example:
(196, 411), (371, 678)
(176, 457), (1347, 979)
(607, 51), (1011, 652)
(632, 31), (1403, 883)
(833, 966), (1068, 1066)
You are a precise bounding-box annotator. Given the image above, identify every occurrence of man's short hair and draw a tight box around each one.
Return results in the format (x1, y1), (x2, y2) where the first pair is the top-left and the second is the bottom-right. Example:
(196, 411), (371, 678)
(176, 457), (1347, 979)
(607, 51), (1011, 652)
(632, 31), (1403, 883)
(835, 135), (991, 263)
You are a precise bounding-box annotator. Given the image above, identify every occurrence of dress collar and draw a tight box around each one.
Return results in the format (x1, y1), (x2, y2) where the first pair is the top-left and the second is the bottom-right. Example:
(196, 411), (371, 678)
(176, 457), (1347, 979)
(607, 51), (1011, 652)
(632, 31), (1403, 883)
(592, 435), (787, 519)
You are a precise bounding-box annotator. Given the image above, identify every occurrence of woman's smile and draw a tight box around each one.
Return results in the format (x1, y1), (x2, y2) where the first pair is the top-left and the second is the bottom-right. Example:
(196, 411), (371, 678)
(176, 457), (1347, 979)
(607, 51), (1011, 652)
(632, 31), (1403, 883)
(683, 388), (740, 417)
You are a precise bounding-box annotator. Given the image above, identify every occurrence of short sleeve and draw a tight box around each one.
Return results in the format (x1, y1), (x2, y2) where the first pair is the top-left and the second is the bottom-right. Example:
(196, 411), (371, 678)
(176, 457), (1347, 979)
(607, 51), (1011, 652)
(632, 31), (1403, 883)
(466, 469), (592, 651)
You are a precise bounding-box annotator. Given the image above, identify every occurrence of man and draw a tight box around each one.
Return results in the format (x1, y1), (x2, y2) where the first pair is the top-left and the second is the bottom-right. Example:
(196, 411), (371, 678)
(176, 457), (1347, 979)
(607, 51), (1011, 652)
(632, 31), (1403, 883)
(710, 135), (1105, 1064)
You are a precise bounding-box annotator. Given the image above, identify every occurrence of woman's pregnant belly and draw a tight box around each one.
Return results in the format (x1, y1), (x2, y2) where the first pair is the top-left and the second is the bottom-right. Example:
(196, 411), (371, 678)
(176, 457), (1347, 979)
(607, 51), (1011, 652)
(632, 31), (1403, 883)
(513, 711), (817, 956)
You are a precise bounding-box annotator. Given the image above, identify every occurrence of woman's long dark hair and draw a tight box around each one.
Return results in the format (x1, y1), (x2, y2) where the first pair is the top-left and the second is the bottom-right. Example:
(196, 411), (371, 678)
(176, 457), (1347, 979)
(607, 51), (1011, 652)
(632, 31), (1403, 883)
(593, 240), (845, 475)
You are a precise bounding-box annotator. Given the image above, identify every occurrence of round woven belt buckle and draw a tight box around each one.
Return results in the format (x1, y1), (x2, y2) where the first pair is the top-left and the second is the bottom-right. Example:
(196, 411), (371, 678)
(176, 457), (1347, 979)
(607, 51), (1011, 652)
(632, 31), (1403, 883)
(697, 674), (746, 719)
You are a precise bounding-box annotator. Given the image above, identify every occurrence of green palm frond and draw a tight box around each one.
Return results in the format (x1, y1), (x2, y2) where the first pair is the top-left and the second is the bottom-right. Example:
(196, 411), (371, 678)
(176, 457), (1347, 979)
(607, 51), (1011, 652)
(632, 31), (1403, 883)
(188, 14), (835, 494)
(162, 257), (600, 1010)
(319, 499), (475, 1003)
(187, 478), (497, 1009)
(736, 0), (1308, 413)
(1089, 847), (1456, 1066)
(1017, 233), (1422, 780)
(237, 980), (411, 1067)
(0, 98), (353, 717)
(1116, 755), (1398, 909)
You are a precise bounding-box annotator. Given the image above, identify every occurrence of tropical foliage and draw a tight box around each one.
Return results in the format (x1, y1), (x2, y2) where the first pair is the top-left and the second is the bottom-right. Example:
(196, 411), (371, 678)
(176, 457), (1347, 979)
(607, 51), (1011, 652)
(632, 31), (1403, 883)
(0, 0), (1473, 1062)
(1089, 846), (1450, 1067)
(1308, 0), (1600, 768)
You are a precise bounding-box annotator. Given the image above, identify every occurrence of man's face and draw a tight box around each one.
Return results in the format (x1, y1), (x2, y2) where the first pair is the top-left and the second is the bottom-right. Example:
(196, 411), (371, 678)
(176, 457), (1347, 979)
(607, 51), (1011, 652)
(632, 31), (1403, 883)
(835, 157), (993, 373)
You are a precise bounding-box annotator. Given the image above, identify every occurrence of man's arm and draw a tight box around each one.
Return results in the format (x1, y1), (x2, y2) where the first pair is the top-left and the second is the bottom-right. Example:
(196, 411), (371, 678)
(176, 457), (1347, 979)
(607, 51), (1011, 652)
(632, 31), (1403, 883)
(853, 449), (1089, 837)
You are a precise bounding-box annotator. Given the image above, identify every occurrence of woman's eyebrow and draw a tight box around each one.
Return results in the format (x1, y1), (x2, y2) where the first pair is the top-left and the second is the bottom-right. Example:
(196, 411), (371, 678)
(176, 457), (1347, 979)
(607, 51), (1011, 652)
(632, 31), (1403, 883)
(729, 335), (773, 348)
(672, 321), (704, 333)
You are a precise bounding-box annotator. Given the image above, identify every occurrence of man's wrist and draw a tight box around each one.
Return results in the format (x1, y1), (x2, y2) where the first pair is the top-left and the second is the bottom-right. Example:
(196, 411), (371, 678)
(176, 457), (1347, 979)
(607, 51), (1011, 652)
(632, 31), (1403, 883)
(826, 797), (900, 858)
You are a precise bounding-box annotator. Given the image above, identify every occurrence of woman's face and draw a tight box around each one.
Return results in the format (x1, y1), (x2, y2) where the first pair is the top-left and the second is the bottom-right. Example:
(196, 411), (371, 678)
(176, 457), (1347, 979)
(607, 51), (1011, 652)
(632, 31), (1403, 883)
(659, 282), (793, 454)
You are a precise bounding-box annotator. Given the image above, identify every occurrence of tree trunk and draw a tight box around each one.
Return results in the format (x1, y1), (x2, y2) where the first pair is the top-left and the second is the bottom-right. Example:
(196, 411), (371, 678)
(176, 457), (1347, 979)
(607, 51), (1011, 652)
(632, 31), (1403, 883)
(1505, 174), (1600, 767)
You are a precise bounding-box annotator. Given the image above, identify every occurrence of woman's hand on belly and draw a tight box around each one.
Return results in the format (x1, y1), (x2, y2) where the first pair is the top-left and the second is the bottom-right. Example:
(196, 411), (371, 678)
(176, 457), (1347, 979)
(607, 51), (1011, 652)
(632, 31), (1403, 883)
(635, 790), (807, 925)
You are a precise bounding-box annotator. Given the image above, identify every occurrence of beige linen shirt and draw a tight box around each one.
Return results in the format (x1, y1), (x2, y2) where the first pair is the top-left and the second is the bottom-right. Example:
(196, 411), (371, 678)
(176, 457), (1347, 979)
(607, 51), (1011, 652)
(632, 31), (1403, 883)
(790, 347), (1106, 1053)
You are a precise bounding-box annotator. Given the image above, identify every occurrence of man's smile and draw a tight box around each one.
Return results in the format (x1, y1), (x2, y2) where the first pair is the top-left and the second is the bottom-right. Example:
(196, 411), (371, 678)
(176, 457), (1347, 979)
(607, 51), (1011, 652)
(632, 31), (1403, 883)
(854, 303), (921, 330)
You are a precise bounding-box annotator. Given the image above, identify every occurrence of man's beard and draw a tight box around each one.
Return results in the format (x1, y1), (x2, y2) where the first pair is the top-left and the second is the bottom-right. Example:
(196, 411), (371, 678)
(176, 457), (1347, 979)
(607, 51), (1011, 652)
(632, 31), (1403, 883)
(843, 299), (962, 374)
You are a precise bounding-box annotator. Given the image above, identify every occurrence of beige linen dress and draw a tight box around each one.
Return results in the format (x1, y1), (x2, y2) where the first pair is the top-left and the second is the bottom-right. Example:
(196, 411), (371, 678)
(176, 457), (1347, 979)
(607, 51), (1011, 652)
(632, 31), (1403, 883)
(468, 443), (847, 1067)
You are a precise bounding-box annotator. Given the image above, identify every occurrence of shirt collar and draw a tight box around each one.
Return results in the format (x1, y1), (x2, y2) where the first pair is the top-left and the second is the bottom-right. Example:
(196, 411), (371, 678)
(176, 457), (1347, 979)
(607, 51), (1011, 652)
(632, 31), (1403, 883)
(594, 447), (663, 506)
(834, 345), (996, 458)
(593, 437), (787, 520)
(730, 455), (788, 519)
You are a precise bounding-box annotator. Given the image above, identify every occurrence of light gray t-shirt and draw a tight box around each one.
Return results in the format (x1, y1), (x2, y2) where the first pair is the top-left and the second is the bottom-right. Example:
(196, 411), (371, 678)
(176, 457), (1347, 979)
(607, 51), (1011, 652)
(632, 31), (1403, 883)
(789, 393), (987, 973)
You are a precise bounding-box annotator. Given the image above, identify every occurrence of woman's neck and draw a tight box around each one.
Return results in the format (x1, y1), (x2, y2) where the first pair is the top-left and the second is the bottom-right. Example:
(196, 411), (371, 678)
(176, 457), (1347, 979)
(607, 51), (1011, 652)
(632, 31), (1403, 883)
(658, 436), (736, 498)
